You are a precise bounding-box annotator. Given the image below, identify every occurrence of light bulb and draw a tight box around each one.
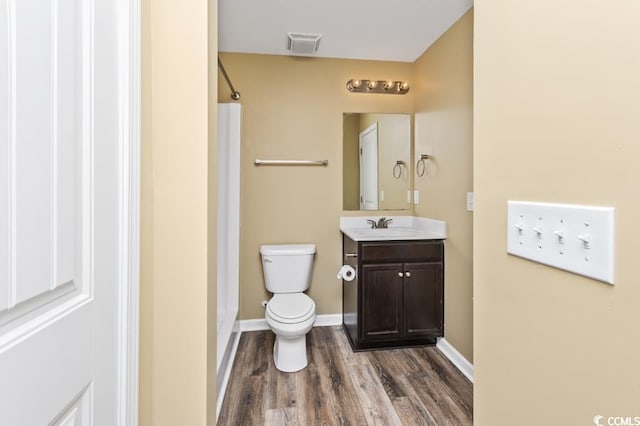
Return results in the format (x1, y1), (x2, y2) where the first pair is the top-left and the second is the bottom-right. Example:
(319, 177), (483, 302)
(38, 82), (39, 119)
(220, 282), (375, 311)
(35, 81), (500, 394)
(400, 82), (409, 91)
(368, 80), (378, 89)
(352, 79), (361, 88)
(384, 81), (395, 90)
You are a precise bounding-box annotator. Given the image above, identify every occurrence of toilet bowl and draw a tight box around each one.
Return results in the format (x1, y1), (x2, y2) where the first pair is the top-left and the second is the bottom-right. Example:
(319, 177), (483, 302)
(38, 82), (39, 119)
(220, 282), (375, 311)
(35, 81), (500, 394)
(265, 293), (316, 372)
(260, 244), (317, 372)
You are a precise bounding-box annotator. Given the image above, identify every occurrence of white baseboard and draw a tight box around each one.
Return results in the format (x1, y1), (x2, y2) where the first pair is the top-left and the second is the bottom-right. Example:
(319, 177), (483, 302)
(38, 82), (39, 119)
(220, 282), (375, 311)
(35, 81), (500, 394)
(312, 313), (342, 327)
(239, 313), (343, 332)
(238, 318), (269, 331)
(216, 327), (241, 421)
(436, 338), (474, 383)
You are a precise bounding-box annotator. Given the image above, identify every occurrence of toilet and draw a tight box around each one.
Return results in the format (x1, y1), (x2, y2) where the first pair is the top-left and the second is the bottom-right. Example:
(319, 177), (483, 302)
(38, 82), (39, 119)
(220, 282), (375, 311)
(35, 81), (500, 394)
(260, 244), (317, 372)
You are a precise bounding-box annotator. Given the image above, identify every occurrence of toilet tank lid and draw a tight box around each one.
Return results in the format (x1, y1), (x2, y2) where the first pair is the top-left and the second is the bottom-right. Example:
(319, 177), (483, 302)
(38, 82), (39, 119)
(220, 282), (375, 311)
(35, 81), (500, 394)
(260, 244), (316, 256)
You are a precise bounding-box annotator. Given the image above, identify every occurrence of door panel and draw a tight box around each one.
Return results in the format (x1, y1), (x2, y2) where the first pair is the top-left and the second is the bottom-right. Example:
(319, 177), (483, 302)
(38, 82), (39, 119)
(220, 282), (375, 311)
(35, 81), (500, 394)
(1, 0), (87, 315)
(0, 0), (122, 423)
(52, 385), (92, 426)
(14, 0), (53, 302)
(361, 263), (402, 340)
(1, 303), (93, 424)
(403, 262), (443, 337)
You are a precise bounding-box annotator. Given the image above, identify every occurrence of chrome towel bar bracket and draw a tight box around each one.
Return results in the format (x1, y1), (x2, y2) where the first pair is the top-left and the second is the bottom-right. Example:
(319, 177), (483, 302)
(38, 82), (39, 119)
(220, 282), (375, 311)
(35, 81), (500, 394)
(416, 154), (431, 177)
(393, 160), (405, 179)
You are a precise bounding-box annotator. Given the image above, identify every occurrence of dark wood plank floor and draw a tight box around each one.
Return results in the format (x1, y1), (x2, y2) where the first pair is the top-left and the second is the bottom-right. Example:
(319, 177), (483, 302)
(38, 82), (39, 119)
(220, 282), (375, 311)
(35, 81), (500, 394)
(218, 326), (472, 426)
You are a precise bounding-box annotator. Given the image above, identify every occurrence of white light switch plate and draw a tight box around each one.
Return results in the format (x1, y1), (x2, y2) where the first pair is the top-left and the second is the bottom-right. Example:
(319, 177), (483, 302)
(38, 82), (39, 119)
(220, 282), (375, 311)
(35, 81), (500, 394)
(466, 192), (474, 212)
(507, 201), (615, 284)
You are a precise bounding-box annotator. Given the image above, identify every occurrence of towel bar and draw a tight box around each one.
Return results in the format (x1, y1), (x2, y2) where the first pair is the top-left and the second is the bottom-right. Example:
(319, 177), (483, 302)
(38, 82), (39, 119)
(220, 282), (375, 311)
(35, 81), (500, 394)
(254, 159), (328, 166)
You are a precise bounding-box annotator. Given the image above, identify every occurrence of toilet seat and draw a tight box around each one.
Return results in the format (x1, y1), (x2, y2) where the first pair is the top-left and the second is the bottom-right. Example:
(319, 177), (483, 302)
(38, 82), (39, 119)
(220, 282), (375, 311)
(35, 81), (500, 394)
(266, 293), (315, 324)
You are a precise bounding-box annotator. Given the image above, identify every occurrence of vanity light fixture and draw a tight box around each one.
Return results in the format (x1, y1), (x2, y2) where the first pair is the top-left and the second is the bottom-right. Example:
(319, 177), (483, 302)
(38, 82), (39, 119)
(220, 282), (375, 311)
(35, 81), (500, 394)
(346, 79), (410, 94)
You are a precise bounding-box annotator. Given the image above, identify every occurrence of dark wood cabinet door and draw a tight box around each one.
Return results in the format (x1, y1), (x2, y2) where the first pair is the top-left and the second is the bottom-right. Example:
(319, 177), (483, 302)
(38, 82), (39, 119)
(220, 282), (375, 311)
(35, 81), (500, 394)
(403, 262), (443, 337)
(361, 263), (403, 341)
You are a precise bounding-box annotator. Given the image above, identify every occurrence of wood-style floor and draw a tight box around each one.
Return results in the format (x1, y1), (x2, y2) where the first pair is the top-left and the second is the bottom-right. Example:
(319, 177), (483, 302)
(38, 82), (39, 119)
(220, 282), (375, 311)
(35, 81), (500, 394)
(217, 326), (472, 425)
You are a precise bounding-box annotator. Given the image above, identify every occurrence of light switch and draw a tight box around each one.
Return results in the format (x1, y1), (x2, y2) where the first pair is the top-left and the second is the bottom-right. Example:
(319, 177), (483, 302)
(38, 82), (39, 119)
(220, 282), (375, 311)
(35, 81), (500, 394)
(414, 190), (420, 204)
(507, 201), (615, 284)
(466, 192), (474, 212)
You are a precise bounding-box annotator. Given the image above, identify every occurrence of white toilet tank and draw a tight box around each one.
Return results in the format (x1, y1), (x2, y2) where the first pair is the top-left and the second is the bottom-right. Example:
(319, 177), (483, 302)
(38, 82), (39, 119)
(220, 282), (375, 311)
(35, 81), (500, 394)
(260, 244), (316, 293)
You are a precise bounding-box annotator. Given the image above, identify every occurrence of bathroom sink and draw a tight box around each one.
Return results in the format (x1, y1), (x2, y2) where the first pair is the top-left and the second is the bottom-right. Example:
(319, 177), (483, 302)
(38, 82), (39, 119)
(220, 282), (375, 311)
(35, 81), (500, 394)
(342, 227), (446, 241)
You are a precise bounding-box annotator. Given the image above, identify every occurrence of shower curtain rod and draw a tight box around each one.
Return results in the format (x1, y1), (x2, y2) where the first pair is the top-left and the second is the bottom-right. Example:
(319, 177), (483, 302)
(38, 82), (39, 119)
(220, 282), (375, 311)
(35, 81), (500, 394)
(218, 57), (240, 101)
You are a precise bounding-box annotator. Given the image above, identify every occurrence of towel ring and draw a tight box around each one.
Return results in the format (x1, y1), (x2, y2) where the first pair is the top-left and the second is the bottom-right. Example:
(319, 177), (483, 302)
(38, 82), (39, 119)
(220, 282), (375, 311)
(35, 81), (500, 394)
(393, 161), (405, 179)
(416, 154), (430, 177)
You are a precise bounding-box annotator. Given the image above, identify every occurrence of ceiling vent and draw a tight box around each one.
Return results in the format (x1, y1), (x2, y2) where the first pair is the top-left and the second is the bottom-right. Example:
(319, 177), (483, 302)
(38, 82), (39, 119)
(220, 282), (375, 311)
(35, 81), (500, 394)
(286, 33), (322, 56)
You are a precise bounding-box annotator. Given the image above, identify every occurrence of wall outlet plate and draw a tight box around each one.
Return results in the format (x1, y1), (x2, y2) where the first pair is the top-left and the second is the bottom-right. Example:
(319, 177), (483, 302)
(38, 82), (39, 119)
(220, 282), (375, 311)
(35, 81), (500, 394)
(507, 201), (615, 284)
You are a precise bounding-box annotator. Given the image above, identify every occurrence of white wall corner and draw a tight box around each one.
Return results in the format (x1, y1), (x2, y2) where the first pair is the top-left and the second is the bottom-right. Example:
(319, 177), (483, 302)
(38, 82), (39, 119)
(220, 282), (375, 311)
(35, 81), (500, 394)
(436, 338), (474, 383)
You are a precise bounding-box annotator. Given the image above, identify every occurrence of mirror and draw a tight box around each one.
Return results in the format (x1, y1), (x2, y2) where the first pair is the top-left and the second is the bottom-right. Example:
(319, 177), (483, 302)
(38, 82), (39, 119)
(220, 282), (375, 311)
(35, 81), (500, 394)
(343, 113), (411, 211)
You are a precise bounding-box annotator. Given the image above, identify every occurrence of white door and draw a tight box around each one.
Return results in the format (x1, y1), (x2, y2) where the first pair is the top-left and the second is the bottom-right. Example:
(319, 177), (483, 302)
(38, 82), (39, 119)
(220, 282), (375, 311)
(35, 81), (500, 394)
(0, 1), (137, 425)
(359, 123), (378, 210)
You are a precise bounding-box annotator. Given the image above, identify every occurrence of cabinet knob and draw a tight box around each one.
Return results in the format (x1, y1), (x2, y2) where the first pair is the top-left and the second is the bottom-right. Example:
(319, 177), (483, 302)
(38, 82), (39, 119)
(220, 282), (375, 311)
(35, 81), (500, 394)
(398, 272), (404, 277)
(405, 271), (411, 278)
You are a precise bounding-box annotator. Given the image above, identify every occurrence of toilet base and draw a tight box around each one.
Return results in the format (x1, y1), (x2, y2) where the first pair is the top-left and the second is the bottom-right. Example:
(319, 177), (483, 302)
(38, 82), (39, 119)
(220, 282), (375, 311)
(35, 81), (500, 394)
(265, 305), (315, 373)
(273, 334), (308, 372)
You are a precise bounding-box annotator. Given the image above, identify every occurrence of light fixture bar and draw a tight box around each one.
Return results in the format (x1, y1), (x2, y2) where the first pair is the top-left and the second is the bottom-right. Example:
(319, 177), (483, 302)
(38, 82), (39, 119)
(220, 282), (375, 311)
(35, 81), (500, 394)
(346, 79), (409, 95)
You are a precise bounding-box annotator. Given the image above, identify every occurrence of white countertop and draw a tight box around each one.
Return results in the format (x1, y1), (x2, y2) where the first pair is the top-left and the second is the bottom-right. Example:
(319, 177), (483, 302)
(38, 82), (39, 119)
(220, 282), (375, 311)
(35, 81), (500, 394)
(340, 216), (447, 241)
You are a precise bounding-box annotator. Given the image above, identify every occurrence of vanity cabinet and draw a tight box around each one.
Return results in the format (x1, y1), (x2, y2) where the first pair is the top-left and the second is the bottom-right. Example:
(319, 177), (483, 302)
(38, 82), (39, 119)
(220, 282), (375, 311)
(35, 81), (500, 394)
(342, 234), (444, 350)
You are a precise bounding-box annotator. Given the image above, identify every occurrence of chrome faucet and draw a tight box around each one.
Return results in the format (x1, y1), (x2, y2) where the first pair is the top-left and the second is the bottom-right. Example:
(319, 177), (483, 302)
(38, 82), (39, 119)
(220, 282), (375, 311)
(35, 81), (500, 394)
(377, 217), (392, 229)
(367, 217), (393, 229)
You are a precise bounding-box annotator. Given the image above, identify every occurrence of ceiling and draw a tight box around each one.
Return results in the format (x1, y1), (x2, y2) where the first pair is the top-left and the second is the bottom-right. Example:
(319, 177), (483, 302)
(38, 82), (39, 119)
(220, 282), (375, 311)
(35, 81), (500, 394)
(218, 0), (473, 63)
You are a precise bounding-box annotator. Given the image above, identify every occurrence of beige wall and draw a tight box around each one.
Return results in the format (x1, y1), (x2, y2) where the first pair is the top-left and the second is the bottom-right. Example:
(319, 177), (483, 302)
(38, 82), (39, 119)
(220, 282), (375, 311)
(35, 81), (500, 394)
(413, 10), (474, 361)
(140, 0), (215, 424)
(218, 53), (413, 320)
(342, 114), (360, 210)
(474, 1), (640, 424)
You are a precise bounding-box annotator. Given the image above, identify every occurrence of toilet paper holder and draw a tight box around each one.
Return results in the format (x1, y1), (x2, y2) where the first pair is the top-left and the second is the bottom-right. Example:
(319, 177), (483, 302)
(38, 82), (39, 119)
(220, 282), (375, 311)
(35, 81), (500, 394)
(337, 265), (357, 281)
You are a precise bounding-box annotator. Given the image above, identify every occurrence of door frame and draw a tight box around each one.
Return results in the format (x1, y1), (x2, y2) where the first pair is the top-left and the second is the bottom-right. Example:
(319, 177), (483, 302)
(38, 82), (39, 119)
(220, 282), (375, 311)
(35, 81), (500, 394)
(116, 0), (140, 423)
